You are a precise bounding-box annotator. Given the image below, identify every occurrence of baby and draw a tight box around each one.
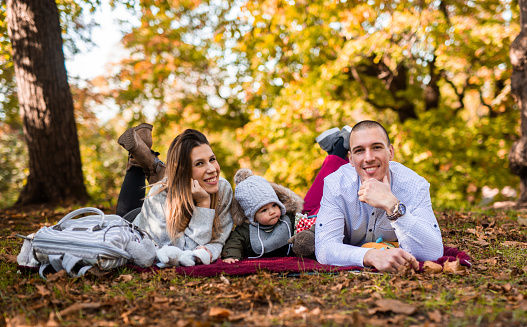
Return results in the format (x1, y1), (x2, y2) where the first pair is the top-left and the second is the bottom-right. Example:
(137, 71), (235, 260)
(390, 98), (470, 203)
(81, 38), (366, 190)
(222, 173), (294, 263)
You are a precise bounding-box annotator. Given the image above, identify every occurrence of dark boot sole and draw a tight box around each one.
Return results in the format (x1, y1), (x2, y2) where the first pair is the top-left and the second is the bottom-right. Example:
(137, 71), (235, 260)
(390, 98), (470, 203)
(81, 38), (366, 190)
(118, 128), (138, 152)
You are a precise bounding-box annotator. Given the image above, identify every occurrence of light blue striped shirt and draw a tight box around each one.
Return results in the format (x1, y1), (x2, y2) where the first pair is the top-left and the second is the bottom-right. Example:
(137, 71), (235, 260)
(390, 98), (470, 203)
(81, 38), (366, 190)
(315, 161), (443, 267)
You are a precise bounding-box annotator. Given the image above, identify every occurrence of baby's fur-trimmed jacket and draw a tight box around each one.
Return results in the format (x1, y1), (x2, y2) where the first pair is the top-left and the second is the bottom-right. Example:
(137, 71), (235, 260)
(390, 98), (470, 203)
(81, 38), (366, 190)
(221, 169), (304, 261)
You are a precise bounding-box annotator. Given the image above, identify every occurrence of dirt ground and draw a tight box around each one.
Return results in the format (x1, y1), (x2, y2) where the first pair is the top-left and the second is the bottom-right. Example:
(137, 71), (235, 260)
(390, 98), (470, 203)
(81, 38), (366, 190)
(2, 204), (527, 326)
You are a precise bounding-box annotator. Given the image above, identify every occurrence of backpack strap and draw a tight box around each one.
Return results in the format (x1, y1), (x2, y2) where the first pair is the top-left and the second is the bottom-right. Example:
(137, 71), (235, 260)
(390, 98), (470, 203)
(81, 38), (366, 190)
(39, 264), (50, 279)
(76, 265), (93, 277)
(49, 254), (64, 272)
(39, 254), (93, 279)
(62, 253), (92, 277)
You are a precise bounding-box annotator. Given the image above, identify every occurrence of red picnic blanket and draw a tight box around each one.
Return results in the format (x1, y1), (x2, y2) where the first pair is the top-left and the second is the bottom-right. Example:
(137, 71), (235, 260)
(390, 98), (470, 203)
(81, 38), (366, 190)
(129, 246), (471, 277)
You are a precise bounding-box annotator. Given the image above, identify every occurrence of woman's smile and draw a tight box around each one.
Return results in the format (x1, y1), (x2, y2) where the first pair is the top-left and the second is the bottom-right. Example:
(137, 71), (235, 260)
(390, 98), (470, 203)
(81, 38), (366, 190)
(191, 144), (221, 194)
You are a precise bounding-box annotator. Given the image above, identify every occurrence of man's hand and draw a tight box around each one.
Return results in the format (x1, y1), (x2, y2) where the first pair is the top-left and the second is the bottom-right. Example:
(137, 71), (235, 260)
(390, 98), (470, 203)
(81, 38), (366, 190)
(191, 179), (211, 208)
(363, 248), (419, 273)
(358, 175), (398, 213)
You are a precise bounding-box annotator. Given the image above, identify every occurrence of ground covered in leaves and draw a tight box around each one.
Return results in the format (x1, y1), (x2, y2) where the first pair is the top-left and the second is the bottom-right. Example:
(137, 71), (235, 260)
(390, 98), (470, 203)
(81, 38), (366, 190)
(2, 205), (527, 326)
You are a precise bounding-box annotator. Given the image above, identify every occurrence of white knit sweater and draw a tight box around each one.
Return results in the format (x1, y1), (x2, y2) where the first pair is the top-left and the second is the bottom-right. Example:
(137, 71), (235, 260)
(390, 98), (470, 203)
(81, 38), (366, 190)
(133, 177), (233, 262)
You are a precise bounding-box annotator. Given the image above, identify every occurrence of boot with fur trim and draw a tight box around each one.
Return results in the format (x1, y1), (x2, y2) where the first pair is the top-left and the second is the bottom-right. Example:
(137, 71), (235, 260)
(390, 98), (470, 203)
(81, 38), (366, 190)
(118, 126), (166, 184)
(231, 168), (304, 226)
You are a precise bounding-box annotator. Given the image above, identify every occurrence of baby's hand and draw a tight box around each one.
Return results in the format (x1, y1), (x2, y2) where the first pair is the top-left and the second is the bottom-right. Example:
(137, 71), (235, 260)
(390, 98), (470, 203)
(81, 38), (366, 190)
(223, 258), (239, 264)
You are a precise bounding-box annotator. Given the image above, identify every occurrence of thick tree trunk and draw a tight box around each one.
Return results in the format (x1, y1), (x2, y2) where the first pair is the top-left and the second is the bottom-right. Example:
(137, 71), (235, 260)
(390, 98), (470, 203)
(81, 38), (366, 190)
(510, 0), (527, 207)
(6, 0), (89, 205)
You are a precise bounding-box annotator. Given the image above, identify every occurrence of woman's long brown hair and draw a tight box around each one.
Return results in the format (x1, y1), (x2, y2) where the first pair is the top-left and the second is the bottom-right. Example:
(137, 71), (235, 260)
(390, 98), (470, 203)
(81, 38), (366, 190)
(160, 129), (221, 243)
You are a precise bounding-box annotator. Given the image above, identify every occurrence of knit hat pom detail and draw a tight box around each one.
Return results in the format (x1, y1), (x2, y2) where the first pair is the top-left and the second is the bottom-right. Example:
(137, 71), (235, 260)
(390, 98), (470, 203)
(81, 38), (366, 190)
(234, 174), (286, 224)
(234, 168), (254, 185)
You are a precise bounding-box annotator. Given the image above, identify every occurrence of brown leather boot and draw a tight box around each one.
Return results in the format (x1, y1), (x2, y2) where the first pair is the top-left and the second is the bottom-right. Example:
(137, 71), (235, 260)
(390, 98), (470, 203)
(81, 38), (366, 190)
(118, 127), (166, 183)
(147, 156), (166, 184)
(133, 123), (153, 148)
(124, 123), (153, 171)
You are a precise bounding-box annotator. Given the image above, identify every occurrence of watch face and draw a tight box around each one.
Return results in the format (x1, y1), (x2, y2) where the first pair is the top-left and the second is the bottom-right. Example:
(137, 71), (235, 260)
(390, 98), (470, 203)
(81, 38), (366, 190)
(398, 203), (406, 215)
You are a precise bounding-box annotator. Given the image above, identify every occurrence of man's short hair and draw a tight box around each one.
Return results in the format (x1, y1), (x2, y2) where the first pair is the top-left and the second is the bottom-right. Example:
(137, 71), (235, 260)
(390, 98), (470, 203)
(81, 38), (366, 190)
(351, 120), (391, 146)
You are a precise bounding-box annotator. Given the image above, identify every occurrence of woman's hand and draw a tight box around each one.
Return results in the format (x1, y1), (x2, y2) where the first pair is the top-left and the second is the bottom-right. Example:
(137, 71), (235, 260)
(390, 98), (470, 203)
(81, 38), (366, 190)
(191, 178), (211, 208)
(223, 258), (239, 264)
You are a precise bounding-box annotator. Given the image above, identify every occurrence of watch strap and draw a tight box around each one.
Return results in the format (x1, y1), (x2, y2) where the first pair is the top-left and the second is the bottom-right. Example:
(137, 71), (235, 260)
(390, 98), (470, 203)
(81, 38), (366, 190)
(387, 201), (404, 221)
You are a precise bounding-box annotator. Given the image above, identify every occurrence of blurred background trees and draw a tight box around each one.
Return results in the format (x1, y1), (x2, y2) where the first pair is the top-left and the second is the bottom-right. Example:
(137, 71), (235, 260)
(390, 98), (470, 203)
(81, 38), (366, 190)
(0, 0), (521, 209)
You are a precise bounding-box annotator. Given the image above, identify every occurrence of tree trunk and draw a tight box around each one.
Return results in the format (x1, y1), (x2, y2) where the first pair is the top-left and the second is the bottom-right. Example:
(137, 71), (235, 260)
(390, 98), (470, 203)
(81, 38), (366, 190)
(510, 0), (527, 207)
(6, 0), (89, 206)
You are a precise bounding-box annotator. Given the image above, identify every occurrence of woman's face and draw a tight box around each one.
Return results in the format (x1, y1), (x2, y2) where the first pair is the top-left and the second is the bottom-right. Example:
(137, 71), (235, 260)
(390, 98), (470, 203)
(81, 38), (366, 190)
(190, 144), (221, 194)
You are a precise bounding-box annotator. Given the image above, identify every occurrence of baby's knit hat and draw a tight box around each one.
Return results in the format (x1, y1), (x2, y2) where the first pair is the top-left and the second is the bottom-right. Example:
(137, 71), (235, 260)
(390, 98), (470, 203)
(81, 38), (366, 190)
(234, 175), (286, 224)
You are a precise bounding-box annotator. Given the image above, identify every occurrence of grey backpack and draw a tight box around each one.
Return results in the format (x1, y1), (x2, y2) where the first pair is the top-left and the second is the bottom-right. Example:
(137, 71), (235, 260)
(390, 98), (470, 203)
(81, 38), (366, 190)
(19, 207), (156, 278)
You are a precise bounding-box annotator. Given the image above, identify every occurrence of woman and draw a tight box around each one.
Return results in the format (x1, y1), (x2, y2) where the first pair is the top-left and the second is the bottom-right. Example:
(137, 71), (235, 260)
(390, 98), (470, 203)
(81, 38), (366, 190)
(115, 125), (233, 263)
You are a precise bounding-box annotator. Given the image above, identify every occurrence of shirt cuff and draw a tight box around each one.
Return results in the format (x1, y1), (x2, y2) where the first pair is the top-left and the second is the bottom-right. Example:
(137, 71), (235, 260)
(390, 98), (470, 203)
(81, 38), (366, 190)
(391, 211), (418, 230)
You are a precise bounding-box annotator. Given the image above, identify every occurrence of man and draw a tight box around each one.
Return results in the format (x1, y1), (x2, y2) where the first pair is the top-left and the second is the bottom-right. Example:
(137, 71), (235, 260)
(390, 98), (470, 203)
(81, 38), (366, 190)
(314, 120), (443, 272)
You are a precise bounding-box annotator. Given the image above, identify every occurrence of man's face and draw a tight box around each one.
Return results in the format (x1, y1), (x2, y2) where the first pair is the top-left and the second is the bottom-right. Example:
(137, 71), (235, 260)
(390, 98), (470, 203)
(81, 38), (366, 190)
(349, 126), (394, 182)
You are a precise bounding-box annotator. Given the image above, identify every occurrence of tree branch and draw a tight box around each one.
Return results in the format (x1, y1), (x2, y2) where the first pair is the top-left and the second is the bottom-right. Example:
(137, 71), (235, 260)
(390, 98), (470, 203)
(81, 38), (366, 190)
(350, 65), (390, 110)
(442, 71), (465, 112)
(439, 1), (451, 26)
(478, 89), (493, 112)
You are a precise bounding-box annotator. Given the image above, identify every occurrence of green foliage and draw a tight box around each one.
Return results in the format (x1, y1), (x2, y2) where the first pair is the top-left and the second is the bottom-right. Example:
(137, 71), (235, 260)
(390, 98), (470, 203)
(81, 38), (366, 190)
(393, 107), (519, 208)
(0, 2), (18, 126)
(0, 0), (523, 209)
(223, 0), (520, 205)
(78, 121), (126, 208)
(105, 0), (248, 131)
(0, 128), (27, 208)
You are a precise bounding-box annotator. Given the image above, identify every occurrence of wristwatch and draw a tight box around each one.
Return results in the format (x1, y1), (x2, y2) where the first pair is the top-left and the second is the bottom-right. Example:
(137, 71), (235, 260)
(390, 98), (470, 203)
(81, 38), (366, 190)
(386, 201), (406, 221)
